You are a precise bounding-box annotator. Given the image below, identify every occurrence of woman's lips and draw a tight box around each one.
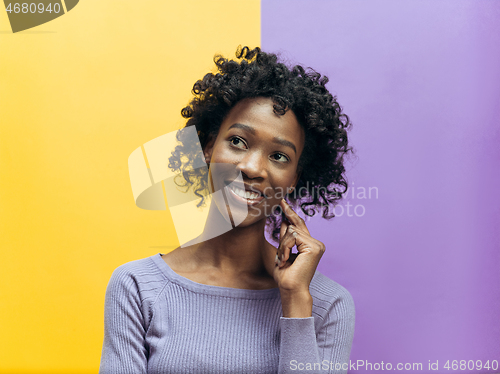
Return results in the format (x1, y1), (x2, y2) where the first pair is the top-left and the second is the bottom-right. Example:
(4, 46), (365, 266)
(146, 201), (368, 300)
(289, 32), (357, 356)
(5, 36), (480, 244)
(225, 184), (265, 206)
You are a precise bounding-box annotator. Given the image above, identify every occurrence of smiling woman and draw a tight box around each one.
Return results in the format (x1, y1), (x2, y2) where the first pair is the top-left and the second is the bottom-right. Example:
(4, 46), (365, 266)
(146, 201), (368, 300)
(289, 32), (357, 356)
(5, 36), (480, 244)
(99, 46), (355, 374)
(203, 97), (305, 231)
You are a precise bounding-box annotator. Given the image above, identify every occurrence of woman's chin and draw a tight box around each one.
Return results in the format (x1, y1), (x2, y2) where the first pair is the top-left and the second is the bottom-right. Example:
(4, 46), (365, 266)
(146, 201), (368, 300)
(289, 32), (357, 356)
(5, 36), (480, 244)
(227, 208), (264, 228)
(210, 193), (276, 230)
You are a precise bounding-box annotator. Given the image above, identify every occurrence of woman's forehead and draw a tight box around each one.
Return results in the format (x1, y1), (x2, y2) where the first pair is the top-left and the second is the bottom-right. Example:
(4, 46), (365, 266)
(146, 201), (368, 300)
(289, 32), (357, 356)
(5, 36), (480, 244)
(222, 98), (304, 134)
(218, 97), (305, 154)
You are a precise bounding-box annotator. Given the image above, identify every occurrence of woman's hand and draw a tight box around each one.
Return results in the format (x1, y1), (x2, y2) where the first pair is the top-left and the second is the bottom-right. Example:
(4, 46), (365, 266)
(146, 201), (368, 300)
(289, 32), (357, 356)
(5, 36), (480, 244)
(273, 199), (326, 318)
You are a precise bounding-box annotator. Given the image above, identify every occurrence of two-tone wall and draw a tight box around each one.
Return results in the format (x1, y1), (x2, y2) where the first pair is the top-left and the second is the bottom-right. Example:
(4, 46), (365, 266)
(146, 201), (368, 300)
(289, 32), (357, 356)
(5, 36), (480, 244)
(1, 1), (499, 373)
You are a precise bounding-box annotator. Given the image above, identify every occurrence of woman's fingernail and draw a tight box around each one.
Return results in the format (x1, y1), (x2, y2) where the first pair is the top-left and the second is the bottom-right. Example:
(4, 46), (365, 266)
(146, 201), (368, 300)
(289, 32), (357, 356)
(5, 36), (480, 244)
(292, 231), (298, 238)
(275, 253), (279, 265)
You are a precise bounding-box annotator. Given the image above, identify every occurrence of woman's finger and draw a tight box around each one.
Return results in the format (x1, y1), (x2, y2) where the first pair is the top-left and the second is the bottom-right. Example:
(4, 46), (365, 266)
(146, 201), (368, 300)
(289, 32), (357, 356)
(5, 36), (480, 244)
(280, 199), (310, 235)
(286, 225), (326, 265)
(276, 211), (290, 266)
(279, 211), (289, 241)
(277, 223), (320, 266)
(278, 225), (298, 267)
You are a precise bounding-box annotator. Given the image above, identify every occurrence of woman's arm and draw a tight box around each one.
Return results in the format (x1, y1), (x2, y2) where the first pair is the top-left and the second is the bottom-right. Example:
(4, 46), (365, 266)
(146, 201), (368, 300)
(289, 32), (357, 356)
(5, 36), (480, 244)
(99, 266), (148, 374)
(274, 199), (355, 373)
(278, 286), (355, 374)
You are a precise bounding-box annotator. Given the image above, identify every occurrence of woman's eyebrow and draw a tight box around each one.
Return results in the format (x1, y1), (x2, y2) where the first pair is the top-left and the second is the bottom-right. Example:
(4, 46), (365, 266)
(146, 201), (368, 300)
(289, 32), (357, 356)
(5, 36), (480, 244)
(228, 123), (256, 135)
(271, 136), (296, 154)
(228, 123), (297, 154)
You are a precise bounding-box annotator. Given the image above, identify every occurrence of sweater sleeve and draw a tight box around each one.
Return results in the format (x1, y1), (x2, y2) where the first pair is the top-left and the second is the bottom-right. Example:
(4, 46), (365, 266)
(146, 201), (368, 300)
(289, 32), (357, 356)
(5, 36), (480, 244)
(99, 267), (148, 374)
(278, 287), (355, 374)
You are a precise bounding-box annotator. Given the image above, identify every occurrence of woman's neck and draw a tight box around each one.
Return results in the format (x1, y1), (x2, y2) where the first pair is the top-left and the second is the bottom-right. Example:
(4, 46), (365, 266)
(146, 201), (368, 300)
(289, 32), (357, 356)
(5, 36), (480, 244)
(180, 201), (277, 279)
(194, 221), (270, 274)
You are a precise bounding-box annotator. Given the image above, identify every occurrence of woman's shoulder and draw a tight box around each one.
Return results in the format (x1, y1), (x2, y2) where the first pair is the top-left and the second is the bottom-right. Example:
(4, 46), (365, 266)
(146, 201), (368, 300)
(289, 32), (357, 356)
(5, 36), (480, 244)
(110, 253), (165, 278)
(309, 271), (355, 315)
(106, 253), (170, 300)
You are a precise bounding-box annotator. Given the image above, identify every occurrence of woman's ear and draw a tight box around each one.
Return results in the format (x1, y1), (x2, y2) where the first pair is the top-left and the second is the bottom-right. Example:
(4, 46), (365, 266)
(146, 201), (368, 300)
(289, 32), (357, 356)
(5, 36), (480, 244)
(290, 169), (302, 191)
(203, 134), (216, 164)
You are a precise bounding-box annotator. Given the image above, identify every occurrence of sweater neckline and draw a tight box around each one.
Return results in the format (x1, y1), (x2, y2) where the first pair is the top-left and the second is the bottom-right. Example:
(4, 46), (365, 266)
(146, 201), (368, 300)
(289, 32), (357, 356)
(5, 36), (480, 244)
(151, 253), (280, 299)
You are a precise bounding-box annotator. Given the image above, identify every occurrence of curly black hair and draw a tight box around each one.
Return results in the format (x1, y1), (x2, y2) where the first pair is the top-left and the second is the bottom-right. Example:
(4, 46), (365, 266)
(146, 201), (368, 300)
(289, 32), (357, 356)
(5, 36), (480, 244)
(168, 46), (354, 243)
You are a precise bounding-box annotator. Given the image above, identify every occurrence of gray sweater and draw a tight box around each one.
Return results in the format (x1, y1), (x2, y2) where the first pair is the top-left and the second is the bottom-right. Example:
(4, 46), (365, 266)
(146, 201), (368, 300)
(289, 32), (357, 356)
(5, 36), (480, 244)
(99, 253), (355, 374)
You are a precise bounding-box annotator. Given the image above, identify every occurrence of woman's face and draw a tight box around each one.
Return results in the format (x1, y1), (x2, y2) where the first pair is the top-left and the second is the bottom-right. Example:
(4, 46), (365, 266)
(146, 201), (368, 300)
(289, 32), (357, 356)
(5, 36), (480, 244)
(203, 97), (305, 227)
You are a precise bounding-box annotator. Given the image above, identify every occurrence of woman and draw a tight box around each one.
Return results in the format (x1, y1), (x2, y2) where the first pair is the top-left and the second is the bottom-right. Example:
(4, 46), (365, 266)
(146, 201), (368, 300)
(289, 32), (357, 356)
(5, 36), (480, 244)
(99, 46), (355, 374)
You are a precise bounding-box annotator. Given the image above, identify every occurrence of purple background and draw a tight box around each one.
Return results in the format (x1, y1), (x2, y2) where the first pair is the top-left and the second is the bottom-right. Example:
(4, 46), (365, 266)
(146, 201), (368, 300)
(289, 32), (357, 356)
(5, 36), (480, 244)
(262, 1), (500, 372)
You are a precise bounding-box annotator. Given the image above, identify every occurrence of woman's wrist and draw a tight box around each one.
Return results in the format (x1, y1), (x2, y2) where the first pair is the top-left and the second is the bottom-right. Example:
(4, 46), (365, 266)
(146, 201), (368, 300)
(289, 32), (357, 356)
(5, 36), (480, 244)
(280, 289), (313, 318)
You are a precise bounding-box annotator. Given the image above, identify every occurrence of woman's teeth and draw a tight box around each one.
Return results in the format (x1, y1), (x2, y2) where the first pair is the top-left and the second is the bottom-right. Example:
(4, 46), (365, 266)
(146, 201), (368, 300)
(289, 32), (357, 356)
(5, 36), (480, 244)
(230, 186), (261, 200)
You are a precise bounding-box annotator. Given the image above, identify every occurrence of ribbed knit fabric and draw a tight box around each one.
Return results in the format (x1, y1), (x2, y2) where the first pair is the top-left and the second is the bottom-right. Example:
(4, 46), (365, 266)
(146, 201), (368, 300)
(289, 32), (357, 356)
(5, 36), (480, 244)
(99, 253), (355, 374)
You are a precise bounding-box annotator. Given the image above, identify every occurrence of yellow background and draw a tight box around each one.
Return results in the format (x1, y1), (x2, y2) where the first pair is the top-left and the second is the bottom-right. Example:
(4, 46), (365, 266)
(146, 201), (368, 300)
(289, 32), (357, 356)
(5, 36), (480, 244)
(0, 1), (260, 372)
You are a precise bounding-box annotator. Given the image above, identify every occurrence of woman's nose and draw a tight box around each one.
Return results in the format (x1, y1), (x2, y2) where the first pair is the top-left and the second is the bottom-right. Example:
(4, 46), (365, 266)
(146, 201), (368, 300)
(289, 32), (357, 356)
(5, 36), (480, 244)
(237, 151), (267, 180)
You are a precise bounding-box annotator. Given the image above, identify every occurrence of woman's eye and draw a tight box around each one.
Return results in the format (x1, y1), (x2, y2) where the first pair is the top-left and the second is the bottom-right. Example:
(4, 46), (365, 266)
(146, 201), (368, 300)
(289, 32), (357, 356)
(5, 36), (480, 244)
(229, 136), (246, 149)
(272, 153), (289, 162)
